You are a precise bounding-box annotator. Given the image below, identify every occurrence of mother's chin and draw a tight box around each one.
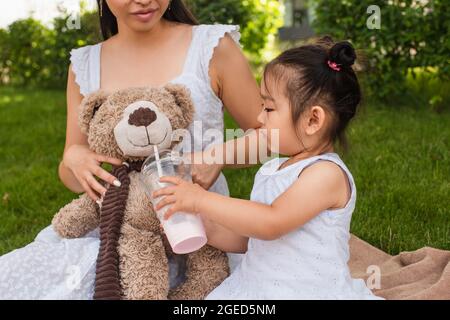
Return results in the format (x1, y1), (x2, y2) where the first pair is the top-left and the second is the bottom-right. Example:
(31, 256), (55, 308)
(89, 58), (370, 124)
(107, 0), (165, 33)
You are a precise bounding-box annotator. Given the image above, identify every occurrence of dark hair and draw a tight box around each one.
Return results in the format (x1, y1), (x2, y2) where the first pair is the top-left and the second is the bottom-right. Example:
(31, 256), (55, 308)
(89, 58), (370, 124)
(97, 0), (198, 40)
(263, 36), (361, 151)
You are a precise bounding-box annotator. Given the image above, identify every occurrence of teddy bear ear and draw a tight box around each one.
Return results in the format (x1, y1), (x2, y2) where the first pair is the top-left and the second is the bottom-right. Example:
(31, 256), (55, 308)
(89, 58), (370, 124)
(78, 91), (109, 135)
(163, 84), (195, 128)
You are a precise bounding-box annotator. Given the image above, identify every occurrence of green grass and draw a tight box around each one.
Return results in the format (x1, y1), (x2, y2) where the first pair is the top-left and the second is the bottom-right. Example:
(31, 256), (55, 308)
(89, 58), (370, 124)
(0, 87), (449, 256)
(0, 87), (76, 254)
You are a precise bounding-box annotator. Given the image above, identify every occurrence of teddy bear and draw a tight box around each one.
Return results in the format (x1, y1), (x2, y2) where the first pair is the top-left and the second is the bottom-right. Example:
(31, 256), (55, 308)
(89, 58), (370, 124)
(52, 84), (229, 300)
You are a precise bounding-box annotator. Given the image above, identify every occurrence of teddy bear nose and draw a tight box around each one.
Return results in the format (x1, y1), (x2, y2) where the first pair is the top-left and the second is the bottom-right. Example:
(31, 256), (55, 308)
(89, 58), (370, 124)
(128, 107), (157, 127)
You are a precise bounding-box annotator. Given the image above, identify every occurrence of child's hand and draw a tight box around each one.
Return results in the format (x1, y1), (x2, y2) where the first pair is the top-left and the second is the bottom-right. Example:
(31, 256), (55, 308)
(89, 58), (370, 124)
(152, 176), (206, 220)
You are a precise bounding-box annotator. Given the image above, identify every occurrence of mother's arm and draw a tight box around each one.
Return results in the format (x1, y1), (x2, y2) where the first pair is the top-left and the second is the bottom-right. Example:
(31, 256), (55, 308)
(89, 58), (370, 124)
(192, 35), (268, 253)
(195, 35), (263, 253)
(210, 34), (262, 131)
(212, 36), (273, 165)
(192, 35), (265, 186)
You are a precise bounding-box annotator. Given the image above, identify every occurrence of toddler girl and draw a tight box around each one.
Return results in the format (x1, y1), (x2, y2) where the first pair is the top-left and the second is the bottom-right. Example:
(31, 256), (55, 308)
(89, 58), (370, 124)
(154, 37), (384, 300)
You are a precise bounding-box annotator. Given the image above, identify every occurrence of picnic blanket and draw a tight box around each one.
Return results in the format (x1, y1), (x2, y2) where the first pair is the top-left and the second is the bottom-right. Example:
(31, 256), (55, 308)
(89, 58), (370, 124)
(348, 234), (450, 300)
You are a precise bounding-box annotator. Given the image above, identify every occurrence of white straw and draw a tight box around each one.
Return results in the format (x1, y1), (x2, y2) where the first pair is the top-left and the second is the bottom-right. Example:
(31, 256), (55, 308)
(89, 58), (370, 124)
(153, 145), (163, 178)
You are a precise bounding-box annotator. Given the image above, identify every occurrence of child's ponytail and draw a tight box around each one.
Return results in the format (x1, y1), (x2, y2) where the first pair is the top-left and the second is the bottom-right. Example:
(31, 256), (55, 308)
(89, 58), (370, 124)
(328, 41), (357, 71)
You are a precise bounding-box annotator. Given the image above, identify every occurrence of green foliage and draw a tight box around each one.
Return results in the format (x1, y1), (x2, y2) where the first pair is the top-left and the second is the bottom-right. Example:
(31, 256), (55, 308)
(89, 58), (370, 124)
(0, 8), (100, 89)
(2, 18), (54, 87)
(187, 0), (283, 66)
(0, 28), (10, 83)
(311, 0), (450, 102)
(45, 11), (101, 88)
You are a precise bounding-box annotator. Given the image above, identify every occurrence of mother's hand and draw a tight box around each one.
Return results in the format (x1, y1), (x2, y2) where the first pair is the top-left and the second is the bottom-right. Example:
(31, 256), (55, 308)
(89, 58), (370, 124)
(184, 151), (224, 190)
(63, 144), (123, 201)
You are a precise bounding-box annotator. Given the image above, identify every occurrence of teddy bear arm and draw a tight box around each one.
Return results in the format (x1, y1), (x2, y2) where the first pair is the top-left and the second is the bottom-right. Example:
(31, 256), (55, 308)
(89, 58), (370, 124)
(52, 193), (100, 238)
(168, 245), (230, 300)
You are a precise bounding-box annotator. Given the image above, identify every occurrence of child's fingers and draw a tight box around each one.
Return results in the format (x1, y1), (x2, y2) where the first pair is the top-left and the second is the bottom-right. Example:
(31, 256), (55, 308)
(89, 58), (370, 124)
(155, 196), (176, 211)
(164, 206), (178, 220)
(159, 176), (183, 185)
(152, 186), (176, 198)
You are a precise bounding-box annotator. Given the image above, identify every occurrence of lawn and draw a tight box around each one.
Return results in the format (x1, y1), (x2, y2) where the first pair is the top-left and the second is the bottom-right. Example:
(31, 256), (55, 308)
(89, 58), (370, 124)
(0, 87), (449, 255)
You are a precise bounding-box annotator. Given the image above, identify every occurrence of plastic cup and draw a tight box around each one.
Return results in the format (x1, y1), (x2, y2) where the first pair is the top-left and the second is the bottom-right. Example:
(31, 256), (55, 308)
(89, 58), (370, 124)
(139, 149), (207, 254)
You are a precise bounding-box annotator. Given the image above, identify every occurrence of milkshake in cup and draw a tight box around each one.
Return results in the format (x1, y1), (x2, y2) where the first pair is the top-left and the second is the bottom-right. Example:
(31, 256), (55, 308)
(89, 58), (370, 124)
(139, 148), (207, 254)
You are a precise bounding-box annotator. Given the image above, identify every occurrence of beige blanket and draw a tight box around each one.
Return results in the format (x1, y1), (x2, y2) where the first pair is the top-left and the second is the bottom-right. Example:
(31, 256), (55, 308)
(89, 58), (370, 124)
(348, 234), (450, 300)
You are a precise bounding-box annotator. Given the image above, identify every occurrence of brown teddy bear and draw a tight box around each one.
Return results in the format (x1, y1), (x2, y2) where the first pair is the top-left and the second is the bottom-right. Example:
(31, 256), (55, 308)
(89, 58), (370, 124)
(52, 85), (229, 300)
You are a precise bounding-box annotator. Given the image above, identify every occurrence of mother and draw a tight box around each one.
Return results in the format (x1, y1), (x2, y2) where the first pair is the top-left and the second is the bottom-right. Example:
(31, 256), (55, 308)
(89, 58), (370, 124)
(0, 0), (260, 299)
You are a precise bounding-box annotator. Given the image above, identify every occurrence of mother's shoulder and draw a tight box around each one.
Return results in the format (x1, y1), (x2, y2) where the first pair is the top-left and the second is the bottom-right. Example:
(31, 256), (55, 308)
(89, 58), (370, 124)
(70, 42), (101, 57)
(194, 23), (240, 37)
(194, 23), (241, 57)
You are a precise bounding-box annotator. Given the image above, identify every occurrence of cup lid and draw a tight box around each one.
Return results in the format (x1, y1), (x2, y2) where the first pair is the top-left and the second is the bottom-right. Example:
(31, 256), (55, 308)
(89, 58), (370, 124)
(141, 149), (185, 173)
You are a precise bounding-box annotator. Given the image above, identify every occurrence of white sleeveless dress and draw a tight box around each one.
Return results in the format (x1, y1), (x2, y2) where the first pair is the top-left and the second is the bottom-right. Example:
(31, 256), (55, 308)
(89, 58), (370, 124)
(206, 153), (384, 300)
(0, 24), (242, 299)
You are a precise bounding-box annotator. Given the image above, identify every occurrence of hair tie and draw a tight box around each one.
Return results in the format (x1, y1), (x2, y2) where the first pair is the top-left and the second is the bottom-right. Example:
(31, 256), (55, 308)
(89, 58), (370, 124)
(327, 60), (341, 72)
